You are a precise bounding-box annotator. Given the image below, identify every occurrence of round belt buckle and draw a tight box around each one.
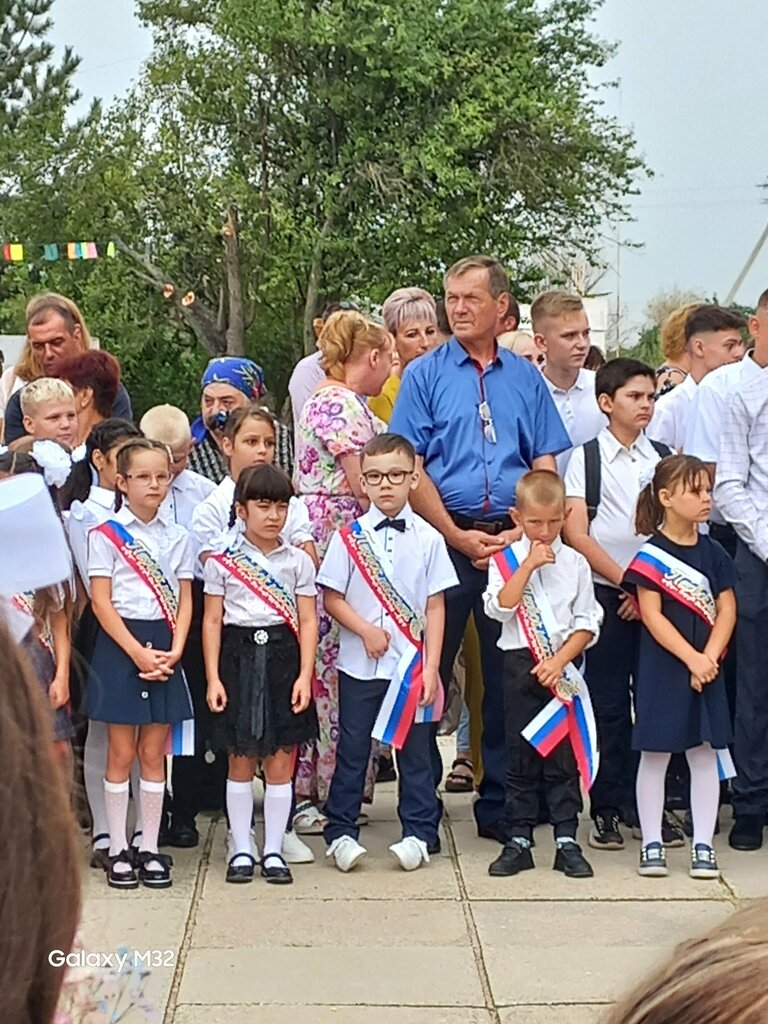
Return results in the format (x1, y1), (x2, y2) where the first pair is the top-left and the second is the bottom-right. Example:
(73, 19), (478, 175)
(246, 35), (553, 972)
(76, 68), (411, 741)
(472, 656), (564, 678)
(253, 629), (269, 646)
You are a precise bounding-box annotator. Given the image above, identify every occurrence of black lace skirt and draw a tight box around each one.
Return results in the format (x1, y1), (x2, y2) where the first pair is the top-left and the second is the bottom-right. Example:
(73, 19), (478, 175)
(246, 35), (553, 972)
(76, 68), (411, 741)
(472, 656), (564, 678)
(212, 623), (318, 759)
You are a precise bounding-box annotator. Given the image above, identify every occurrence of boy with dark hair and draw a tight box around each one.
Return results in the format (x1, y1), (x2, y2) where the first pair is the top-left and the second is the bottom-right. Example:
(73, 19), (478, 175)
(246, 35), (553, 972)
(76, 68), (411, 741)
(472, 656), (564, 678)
(318, 432), (458, 871)
(563, 359), (675, 851)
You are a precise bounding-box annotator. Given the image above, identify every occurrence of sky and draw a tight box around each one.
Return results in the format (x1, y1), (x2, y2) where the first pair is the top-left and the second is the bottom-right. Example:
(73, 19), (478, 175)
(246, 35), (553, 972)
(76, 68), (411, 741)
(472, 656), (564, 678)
(47, 0), (768, 335)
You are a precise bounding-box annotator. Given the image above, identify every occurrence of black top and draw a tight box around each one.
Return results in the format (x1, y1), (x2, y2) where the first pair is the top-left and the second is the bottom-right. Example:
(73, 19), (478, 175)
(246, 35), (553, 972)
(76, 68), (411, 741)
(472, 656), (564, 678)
(4, 381), (133, 442)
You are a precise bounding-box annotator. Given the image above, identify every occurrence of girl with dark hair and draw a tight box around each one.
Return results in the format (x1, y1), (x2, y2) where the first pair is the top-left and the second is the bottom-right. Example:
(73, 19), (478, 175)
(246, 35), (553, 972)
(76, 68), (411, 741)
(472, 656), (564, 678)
(623, 455), (736, 880)
(202, 464), (318, 885)
(84, 439), (194, 891)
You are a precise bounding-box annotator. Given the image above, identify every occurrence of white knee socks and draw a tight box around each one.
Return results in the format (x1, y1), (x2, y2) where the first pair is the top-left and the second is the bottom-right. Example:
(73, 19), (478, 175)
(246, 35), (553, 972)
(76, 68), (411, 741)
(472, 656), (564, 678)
(263, 782), (293, 865)
(130, 760), (143, 840)
(138, 779), (166, 855)
(227, 779), (254, 868)
(686, 743), (719, 846)
(85, 721), (110, 846)
(636, 751), (671, 846)
(104, 779), (130, 857)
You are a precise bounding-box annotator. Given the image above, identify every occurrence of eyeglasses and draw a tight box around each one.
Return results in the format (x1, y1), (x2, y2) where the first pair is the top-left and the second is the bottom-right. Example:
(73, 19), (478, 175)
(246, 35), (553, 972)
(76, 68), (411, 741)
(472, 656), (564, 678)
(124, 472), (172, 485)
(362, 469), (412, 486)
(478, 400), (497, 444)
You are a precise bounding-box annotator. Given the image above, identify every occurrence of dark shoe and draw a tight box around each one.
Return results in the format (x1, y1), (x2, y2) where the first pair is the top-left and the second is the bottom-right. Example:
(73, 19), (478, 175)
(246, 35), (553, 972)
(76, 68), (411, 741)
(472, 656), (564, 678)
(589, 813), (624, 851)
(107, 850), (139, 890)
(488, 840), (535, 877)
(90, 834), (111, 870)
(638, 841), (668, 877)
(226, 853), (256, 884)
(445, 757), (474, 793)
(136, 851), (173, 889)
(376, 755), (397, 784)
(690, 843), (720, 879)
(426, 837), (441, 856)
(553, 842), (594, 878)
(681, 809), (720, 839)
(662, 811), (685, 848)
(261, 854), (293, 884)
(477, 821), (505, 844)
(165, 822), (200, 848)
(729, 814), (764, 851)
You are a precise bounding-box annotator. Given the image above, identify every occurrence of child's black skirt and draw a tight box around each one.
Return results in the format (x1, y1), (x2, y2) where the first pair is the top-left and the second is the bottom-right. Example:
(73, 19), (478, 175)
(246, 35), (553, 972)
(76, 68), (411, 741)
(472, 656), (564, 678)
(84, 618), (193, 726)
(213, 623), (318, 759)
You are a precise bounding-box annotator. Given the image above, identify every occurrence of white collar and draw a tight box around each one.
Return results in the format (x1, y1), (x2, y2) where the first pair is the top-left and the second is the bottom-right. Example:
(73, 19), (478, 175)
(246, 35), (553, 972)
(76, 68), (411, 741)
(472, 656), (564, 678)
(115, 504), (162, 529)
(599, 427), (656, 464)
(367, 501), (415, 530)
(88, 485), (116, 510)
(543, 367), (592, 395)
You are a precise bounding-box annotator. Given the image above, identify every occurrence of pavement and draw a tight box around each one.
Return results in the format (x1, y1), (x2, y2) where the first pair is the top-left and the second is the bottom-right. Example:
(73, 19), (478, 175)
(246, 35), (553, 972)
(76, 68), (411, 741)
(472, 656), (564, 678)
(78, 745), (768, 1024)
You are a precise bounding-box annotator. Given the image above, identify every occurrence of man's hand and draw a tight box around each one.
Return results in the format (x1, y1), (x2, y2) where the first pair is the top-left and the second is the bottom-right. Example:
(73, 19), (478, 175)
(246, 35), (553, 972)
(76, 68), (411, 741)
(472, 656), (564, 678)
(452, 528), (506, 565)
(524, 540), (556, 571)
(531, 656), (563, 690)
(362, 625), (391, 659)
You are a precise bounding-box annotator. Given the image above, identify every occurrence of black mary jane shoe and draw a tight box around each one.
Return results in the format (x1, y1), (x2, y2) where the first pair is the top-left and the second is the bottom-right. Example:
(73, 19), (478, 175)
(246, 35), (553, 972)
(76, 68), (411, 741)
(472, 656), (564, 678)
(107, 850), (140, 890)
(261, 854), (293, 885)
(90, 834), (112, 870)
(226, 853), (257, 884)
(136, 850), (174, 889)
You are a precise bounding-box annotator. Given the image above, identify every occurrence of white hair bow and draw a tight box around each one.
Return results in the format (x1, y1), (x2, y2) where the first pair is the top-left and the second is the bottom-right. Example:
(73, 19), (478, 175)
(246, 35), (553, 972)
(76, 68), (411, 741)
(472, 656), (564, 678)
(31, 440), (73, 488)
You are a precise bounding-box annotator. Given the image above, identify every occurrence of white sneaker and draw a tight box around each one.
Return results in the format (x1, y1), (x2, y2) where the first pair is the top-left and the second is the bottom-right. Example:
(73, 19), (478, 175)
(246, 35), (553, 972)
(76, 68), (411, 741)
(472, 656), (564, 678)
(326, 835), (367, 872)
(282, 829), (315, 864)
(389, 836), (430, 871)
(226, 828), (258, 864)
(293, 800), (329, 835)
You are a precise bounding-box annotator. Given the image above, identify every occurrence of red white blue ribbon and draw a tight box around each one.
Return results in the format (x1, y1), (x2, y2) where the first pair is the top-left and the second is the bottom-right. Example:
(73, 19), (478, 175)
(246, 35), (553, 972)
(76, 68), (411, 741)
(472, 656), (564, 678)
(627, 542), (716, 626)
(339, 521), (442, 749)
(492, 543), (600, 790)
(209, 547), (300, 639)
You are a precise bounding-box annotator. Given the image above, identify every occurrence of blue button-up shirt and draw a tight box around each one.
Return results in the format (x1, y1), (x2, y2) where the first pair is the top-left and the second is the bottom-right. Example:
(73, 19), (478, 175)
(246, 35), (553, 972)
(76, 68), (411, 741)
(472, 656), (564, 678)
(390, 338), (570, 519)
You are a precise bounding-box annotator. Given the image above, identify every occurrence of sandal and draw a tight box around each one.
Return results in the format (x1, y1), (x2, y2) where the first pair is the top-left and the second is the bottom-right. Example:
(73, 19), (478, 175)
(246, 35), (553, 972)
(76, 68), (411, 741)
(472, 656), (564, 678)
(136, 850), (173, 889)
(226, 852), (257, 884)
(292, 800), (328, 835)
(107, 850), (139, 890)
(261, 853), (293, 885)
(90, 833), (111, 870)
(445, 757), (475, 793)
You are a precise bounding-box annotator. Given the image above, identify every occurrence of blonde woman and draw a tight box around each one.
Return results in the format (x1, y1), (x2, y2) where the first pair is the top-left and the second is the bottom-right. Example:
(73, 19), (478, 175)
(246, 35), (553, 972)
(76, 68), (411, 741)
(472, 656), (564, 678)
(293, 310), (393, 831)
(655, 303), (703, 397)
(369, 287), (439, 423)
(497, 329), (544, 367)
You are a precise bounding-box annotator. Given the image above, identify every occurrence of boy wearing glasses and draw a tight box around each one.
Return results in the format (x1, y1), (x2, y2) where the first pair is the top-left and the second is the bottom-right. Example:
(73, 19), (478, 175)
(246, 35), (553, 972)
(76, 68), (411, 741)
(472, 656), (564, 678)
(317, 433), (458, 872)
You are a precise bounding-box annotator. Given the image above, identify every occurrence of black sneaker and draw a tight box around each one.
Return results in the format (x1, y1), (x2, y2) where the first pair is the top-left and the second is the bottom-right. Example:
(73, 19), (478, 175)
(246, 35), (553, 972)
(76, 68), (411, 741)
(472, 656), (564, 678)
(638, 841), (668, 877)
(488, 840), (535, 876)
(729, 814), (764, 851)
(689, 843), (719, 879)
(589, 813), (624, 851)
(553, 842), (593, 878)
(662, 811), (685, 848)
(376, 755), (397, 784)
(426, 837), (441, 856)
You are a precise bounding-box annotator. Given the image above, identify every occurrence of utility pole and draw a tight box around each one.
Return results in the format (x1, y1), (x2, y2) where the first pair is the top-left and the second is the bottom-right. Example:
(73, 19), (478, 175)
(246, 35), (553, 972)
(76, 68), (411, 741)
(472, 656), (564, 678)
(725, 218), (768, 306)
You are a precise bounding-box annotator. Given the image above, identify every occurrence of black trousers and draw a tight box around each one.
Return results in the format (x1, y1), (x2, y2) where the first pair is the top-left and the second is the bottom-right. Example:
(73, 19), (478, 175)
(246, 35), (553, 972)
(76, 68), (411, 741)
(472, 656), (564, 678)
(502, 649), (581, 841)
(732, 540), (768, 816)
(586, 584), (640, 818)
(435, 545), (506, 830)
(324, 672), (438, 844)
(171, 581), (227, 825)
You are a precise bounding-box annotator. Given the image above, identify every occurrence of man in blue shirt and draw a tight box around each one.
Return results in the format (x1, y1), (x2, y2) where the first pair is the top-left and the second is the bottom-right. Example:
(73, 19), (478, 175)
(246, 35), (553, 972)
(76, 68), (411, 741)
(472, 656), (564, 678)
(391, 256), (569, 839)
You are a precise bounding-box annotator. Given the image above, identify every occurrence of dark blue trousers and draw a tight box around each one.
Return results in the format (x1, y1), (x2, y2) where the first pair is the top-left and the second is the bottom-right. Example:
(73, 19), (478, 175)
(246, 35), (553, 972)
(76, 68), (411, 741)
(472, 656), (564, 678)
(436, 546), (506, 831)
(324, 672), (439, 844)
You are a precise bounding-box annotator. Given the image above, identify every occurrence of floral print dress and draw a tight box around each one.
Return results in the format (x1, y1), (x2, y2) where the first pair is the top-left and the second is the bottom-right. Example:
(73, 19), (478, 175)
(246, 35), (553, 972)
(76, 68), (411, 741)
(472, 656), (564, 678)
(295, 384), (385, 803)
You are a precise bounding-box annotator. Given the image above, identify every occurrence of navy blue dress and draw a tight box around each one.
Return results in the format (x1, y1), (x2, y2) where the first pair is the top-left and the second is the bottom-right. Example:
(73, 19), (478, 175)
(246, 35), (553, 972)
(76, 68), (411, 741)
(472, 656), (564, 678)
(623, 533), (735, 753)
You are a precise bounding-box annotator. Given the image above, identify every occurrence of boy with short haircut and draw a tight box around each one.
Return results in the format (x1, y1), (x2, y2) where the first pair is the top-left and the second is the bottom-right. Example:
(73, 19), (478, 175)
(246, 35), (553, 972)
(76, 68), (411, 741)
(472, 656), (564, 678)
(318, 432), (458, 872)
(139, 404), (215, 528)
(563, 358), (673, 851)
(20, 377), (78, 447)
(484, 470), (603, 878)
(531, 291), (606, 473)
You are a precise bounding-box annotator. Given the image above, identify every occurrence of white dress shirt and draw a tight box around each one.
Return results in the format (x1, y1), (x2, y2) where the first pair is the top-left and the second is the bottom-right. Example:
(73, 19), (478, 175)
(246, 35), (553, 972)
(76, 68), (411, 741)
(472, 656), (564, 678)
(66, 485), (117, 595)
(203, 534), (317, 627)
(189, 476), (313, 562)
(87, 504), (194, 620)
(684, 353), (764, 462)
(317, 502), (458, 681)
(714, 369), (768, 563)
(483, 535), (603, 652)
(564, 427), (664, 587)
(648, 372), (698, 452)
(160, 468), (216, 528)
(542, 367), (606, 475)
(288, 351), (325, 433)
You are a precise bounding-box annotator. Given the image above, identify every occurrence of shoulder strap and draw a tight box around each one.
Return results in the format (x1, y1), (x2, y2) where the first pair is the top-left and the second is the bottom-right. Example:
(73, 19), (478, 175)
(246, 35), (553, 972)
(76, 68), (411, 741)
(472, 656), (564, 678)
(584, 438), (601, 524)
(649, 439), (672, 458)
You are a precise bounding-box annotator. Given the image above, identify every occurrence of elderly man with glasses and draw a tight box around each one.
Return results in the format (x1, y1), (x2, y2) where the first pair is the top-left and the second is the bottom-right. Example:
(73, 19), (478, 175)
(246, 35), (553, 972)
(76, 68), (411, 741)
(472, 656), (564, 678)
(390, 255), (569, 842)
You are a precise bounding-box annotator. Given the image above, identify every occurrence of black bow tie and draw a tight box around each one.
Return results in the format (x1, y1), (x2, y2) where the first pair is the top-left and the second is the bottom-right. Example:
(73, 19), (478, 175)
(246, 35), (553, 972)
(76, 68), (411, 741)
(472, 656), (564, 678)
(375, 517), (406, 533)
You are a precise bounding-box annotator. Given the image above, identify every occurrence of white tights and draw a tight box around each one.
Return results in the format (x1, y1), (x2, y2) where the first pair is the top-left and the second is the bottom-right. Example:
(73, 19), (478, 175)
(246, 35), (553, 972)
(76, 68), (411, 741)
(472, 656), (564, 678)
(84, 721), (143, 844)
(636, 744), (719, 847)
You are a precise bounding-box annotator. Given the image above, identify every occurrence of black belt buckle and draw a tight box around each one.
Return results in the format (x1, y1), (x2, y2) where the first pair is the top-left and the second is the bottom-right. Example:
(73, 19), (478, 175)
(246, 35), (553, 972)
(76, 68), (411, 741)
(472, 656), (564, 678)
(472, 519), (503, 536)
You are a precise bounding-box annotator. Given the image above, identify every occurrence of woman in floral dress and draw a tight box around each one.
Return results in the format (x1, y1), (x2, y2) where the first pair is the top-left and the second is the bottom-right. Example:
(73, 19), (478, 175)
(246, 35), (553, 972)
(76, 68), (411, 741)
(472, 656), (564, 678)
(293, 310), (393, 831)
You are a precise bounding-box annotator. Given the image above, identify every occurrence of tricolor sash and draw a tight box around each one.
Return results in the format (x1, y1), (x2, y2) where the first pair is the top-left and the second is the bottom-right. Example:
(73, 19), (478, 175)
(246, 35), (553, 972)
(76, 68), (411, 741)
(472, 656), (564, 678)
(11, 592), (54, 657)
(209, 547), (299, 639)
(492, 542), (600, 789)
(94, 520), (194, 756)
(95, 520), (178, 630)
(339, 520), (442, 749)
(627, 540), (735, 781)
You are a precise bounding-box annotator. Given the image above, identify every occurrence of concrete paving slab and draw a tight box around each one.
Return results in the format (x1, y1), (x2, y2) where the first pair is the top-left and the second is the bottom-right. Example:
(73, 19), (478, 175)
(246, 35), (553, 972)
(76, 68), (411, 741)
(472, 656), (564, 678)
(178, 946), (486, 1006)
(192, 897), (470, 947)
(499, 1006), (605, 1024)
(717, 847), (768, 899)
(174, 1007), (494, 1024)
(452, 821), (732, 901)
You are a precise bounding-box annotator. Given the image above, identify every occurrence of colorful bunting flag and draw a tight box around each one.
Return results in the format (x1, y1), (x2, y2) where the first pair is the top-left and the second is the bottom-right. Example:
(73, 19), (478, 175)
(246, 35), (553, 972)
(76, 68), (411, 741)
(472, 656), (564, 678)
(2, 239), (118, 262)
(43, 244), (59, 261)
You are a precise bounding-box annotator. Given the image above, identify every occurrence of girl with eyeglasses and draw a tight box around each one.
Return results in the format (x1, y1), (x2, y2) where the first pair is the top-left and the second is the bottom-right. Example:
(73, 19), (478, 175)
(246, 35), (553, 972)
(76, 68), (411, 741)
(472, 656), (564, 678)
(85, 438), (195, 891)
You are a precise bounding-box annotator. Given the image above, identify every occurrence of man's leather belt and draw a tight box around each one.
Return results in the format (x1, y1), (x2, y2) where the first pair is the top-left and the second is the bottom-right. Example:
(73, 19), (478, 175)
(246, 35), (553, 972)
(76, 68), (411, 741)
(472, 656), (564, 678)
(449, 511), (513, 536)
